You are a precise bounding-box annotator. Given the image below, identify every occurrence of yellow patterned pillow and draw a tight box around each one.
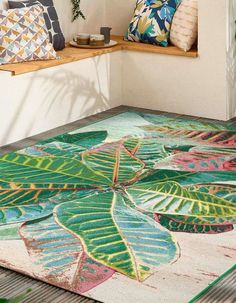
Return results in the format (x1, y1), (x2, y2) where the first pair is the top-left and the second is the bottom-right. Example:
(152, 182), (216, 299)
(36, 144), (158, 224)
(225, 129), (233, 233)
(170, 0), (198, 52)
(0, 5), (56, 65)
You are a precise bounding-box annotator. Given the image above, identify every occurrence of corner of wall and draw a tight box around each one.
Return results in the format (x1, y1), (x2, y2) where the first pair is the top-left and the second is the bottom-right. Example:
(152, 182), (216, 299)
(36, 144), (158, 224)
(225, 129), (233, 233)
(226, 0), (236, 119)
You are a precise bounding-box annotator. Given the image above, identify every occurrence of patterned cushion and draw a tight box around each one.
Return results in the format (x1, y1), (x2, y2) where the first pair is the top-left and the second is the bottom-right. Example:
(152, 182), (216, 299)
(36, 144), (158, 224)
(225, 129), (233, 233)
(170, 0), (198, 51)
(0, 5), (57, 65)
(8, 0), (65, 51)
(126, 0), (181, 47)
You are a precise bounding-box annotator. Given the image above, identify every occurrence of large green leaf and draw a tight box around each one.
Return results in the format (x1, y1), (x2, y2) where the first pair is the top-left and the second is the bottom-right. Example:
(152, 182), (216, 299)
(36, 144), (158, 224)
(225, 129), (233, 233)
(138, 169), (236, 186)
(154, 184), (236, 233)
(55, 192), (177, 281)
(125, 181), (236, 224)
(113, 193), (178, 269)
(124, 137), (171, 167)
(187, 184), (236, 202)
(139, 113), (236, 131)
(0, 223), (21, 240)
(159, 184), (236, 232)
(20, 216), (114, 292)
(42, 131), (108, 148)
(0, 203), (55, 225)
(0, 180), (79, 190)
(0, 187), (98, 208)
(0, 189), (61, 207)
(0, 189), (99, 228)
(0, 152), (110, 188)
(81, 142), (144, 185)
(13, 131), (108, 160)
(19, 142), (83, 159)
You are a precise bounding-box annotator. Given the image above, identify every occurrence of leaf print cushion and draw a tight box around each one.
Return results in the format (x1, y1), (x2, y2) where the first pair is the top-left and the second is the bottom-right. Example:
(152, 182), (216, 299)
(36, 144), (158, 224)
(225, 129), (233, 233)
(126, 0), (181, 47)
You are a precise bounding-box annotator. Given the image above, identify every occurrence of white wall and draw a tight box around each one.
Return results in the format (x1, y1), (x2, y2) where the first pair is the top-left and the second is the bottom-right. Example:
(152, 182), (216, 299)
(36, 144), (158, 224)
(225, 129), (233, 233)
(122, 0), (229, 120)
(0, 52), (122, 146)
(0, 0), (106, 42)
(105, 0), (135, 35)
(226, 0), (236, 118)
(55, 0), (106, 42)
(0, 0), (234, 146)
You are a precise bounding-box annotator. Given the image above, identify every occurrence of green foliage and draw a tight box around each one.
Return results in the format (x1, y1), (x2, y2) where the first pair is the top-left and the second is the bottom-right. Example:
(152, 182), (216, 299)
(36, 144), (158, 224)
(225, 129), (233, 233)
(71, 0), (85, 21)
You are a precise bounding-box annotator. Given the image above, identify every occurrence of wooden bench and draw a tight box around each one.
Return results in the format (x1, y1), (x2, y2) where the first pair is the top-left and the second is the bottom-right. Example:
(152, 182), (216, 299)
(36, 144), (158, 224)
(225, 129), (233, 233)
(0, 36), (198, 76)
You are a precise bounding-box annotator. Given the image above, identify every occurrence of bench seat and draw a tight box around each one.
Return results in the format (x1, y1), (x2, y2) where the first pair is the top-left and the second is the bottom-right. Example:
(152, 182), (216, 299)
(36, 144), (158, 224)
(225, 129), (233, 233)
(0, 36), (198, 76)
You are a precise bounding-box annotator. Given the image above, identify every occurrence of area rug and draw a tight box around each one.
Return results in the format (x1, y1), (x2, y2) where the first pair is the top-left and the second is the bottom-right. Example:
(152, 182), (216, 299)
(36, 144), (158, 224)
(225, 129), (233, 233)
(0, 111), (235, 303)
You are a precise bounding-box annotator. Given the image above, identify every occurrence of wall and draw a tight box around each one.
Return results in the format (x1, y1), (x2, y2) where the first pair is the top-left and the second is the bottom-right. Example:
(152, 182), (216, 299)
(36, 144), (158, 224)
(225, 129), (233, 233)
(55, 0), (106, 41)
(0, 52), (122, 146)
(106, 0), (235, 120)
(105, 0), (135, 35)
(226, 0), (236, 118)
(122, 0), (229, 120)
(0, 0), (234, 146)
(0, 0), (106, 42)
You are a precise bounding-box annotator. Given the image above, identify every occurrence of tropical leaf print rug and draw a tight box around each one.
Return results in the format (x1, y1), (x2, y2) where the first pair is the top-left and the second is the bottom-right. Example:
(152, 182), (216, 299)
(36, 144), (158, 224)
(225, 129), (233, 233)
(0, 111), (235, 303)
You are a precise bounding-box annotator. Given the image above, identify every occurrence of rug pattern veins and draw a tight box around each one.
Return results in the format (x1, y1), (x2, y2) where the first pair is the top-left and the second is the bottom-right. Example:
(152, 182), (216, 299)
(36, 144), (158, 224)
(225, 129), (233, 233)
(0, 111), (235, 301)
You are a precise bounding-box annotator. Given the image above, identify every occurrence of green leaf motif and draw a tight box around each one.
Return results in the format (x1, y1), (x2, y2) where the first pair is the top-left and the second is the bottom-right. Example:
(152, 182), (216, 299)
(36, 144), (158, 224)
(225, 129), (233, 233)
(124, 137), (171, 167)
(21, 215), (82, 278)
(20, 215), (114, 292)
(0, 112), (235, 293)
(0, 203), (55, 225)
(81, 142), (144, 185)
(28, 131), (108, 159)
(187, 184), (236, 203)
(139, 113), (236, 131)
(138, 169), (236, 186)
(0, 152), (109, 188)
(125, 181), (236, 224)
(42, 131), (108, 149)
(113, 193), (178, 269)
(55, 192), (178, 281)
(0, 189), (60, 207)
(0, 223), (21, 240)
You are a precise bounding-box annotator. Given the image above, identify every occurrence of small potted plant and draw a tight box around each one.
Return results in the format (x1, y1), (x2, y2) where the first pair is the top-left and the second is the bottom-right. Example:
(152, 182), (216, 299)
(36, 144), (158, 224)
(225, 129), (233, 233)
(71, 0), (85, 21)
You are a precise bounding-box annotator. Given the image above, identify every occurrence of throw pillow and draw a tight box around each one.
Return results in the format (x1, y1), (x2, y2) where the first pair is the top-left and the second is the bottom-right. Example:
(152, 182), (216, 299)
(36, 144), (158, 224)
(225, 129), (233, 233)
(0, 5), (57, 65)
(126, 0), (181, 47)
(170, 0), (198, 51)
(8, 0), (65, 50)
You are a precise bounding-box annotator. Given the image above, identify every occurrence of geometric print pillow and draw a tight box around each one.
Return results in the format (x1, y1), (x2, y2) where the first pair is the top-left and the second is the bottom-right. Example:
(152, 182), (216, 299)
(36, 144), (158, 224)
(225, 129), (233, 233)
(8, 0), (65, 51)
(170, 0), (198, 51)
(126, 0), (181, 47)
(0, 5), (57, 65)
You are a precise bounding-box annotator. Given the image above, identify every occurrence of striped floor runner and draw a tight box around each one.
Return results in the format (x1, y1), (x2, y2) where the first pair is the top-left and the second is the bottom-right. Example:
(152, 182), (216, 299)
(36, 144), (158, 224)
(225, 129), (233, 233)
(190, 264), (236, 303)
(0, 267), (99, 303)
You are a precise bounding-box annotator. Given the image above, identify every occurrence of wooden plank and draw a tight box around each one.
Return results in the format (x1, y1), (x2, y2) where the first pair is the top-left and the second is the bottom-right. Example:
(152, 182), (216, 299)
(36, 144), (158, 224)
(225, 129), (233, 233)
(114, 35), (198, 58)
(0, 36), (198, 76)
(0, 44), (122, 76)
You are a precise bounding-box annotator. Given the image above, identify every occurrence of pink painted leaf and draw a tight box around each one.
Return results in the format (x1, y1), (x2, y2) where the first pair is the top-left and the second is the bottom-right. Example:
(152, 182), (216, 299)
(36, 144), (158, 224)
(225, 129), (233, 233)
(155, 150), (236, 171)
(20, 215), (114, 293)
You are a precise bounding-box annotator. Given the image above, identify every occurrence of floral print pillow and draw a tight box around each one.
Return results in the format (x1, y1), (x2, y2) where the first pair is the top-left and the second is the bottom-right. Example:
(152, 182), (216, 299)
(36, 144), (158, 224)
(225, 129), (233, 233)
(126, 0), (181, 47)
